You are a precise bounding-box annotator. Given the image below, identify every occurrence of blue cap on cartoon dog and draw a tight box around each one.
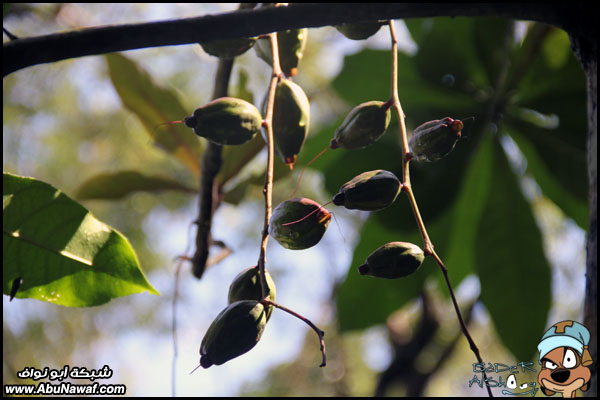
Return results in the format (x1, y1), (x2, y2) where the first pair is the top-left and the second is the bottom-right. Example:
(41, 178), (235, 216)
(537, 320), (593, 366)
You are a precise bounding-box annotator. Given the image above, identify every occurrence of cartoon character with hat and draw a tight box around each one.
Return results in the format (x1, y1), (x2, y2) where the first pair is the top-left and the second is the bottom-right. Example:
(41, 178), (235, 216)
(537, 320), (593, 397)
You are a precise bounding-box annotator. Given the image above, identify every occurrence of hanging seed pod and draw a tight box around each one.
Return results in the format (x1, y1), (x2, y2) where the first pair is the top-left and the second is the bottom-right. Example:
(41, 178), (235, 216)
(269, 197), (331, 250)
(262, 79), (310, 169)
(409, 117), (464, 162)
(335, 21), (383, 40)
(358, 242), (424, 279)
(199, 300), (267, 368)
(200, 37), (257, 59)
(330, 101), (391, 150)
(228, 266), (276, 321)
(255, 28), (308, 77)
(184, 97), (262, 145)
(333, 170), (401, 211)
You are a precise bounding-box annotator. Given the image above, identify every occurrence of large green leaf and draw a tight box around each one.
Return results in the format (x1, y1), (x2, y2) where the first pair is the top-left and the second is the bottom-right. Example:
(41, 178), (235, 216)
(475, 139), (551, 361)
(507, 128), (587, 228)
(332, 48), (475, 121)
(473, 17), (515, 88)
(412, 17), (488, 93)
(3, 172), (159, 307)
(442, 131), (494, 287)
(105, 53), (203, 176)
(74, 170), (196, 200)
(507, 27), (587, 206)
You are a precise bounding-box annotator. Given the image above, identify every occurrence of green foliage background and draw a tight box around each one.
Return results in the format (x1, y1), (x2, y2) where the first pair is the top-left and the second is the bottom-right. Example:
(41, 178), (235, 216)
(3, 4), (588, 397)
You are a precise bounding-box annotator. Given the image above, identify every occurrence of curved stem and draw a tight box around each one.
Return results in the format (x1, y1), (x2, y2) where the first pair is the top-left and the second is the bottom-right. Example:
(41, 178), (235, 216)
(262, 299), (326, 367)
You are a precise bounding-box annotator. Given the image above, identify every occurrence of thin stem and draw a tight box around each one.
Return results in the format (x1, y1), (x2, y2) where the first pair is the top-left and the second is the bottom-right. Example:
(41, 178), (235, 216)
(387, 20), (492, 397)
(262, 299), (326, 367)
(257, 32), (282, 300)
(388, 20), (433, 255)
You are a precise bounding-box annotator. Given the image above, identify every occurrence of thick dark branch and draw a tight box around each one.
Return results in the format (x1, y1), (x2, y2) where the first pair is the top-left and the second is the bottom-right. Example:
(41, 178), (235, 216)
(3, 3), (571, 76)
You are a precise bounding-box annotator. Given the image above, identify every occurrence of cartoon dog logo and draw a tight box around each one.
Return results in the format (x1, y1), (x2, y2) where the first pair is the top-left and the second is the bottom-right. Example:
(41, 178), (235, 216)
(537, 320), (593, 397)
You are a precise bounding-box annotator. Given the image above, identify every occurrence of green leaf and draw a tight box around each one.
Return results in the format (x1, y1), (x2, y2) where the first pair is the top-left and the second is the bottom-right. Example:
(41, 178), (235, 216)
(507, 128), (587, 228)
(336, 208), (456, 332)
(473, 18), (514, 88)
(74, 170), (197, 200)
(443, 131), (494, 287)
(336, 216), (432, 332)
(3, 172), (159, 307)
(541, 28), (571, 70)
(232, 68), (254, 104)
(105, 53), (203, 176)
(413, 17), (487, 92)
(332, 48), (475, 119)
(475, 139), (551, 361)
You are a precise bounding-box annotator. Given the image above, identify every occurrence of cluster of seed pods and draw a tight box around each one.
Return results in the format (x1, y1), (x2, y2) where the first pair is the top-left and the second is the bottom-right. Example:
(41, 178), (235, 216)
(190, 14), (468, 370)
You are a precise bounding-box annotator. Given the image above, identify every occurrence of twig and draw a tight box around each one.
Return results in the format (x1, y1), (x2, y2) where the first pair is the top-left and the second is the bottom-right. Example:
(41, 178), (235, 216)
(387, 20), (492, 397)
(3, 27), (19, 41)
(256, 32), (281, 301)
(262, 299), (326, 367)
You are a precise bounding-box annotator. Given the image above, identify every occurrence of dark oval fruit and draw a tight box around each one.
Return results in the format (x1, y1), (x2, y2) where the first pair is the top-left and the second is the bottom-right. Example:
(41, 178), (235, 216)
(184, 97), (262, 145)
(262, 79), (310, 168)
(335, 21), (383, 40)
(200, 37), (257, 58)
(333, 170), (401, 211)
(228, 266), (276, 321)
(255, 28), (308, 77)
(330, 101), (391, 150)
(269, 197), (331, 250)
(358, 242), (424, 279)
(408, 117), (464, 162)
(199, 300), (267, 368)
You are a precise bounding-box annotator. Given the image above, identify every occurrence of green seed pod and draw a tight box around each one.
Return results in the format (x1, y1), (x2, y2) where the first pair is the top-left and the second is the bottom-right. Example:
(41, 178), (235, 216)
(333, 170), (401, 211)
(228, 266), (276, 321)
(335, 21), (383, 40)
(255, 28), (308, 77)
(200, 37), (257, 59)
(199, 300), (267, 368)
(409, 117), (464, 162)
(358, 242), (424, 279)
(184, 97), (262, 145)
(269, 197), (331, 250)
(330, 101), (391, 150)
(262, 79), (310, 169)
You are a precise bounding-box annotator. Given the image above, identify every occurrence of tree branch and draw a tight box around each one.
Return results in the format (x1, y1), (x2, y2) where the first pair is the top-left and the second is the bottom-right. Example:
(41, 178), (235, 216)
(3, 3), (572, 76)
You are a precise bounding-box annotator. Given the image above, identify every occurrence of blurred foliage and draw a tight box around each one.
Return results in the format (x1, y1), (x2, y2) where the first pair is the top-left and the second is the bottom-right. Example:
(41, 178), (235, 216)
(3, 4), (589, 397)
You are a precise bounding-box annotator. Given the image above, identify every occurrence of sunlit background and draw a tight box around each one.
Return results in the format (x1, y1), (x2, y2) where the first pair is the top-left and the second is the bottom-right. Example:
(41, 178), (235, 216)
(3, 4), (587, 397)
